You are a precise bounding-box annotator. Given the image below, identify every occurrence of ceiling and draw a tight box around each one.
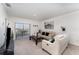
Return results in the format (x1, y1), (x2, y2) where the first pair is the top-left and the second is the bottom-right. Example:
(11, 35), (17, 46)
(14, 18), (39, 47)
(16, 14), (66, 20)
(3, 3), (79, 20)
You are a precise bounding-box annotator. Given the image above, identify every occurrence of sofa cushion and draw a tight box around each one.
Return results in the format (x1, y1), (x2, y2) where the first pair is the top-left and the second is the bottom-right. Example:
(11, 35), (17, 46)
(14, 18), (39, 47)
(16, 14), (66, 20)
(46, 32), (49, 36)
(48, 32), (56, 37)
(42, 32), (45, 35)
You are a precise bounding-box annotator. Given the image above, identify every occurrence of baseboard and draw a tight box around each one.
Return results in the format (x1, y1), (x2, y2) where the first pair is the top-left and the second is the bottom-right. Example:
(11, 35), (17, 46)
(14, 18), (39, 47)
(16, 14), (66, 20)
(69, 43), (79, 47)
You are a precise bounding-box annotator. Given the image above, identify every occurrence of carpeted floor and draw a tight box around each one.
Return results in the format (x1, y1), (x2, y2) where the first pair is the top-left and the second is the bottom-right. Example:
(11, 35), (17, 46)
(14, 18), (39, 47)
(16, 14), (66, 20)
(63, 44), (79, 55)
(14, 39), (79, 55)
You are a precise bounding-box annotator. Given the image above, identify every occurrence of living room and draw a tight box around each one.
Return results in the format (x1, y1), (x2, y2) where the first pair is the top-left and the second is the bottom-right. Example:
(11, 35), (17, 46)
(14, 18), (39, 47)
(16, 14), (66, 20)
(0, 3), (79, 55)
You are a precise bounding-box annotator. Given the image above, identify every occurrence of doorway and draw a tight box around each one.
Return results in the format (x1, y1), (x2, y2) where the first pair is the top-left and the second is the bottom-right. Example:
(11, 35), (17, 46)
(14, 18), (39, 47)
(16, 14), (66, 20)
(15, 23), (30, 40)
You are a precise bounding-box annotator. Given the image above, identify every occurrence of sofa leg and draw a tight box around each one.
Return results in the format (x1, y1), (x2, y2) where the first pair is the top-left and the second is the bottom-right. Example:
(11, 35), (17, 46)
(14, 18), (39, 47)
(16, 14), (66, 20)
(42, 48), (51, 55)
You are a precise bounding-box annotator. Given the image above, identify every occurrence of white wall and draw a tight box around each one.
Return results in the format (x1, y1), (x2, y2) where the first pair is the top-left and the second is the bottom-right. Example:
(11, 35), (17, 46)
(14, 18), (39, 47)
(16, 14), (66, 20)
(0, 4), (8, 48)
(8, 17), (41, 40)
(41, 10), (79, 46)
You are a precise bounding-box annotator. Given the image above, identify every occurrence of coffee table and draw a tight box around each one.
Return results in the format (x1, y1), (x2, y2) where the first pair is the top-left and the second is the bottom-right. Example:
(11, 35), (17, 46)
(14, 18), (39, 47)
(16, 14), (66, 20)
(29, 35), (42, 45)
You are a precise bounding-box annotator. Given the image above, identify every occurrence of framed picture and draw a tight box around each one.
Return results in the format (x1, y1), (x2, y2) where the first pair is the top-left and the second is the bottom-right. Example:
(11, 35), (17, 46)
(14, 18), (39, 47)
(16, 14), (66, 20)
(44, 21), (54, 29)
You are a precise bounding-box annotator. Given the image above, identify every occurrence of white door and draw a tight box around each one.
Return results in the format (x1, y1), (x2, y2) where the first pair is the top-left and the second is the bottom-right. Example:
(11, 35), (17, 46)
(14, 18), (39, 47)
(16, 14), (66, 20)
(0, 4), (7, 48)
(0, 17), (6, 48)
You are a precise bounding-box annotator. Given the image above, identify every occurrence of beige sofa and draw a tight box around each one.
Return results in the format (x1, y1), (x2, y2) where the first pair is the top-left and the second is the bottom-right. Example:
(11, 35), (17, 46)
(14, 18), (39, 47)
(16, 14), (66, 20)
(42, 34), (68, 55)
(38, 31), (56, 40)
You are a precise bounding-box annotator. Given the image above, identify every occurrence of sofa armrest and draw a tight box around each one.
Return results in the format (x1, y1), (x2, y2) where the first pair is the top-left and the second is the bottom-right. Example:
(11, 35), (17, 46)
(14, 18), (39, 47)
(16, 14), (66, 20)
(42, 40), (59, 48)
(42, 40), (53, 44)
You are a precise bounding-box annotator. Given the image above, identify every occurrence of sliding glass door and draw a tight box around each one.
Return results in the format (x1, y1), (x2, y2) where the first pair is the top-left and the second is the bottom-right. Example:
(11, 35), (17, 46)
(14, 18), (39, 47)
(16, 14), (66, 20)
(15, 23), (30, 40)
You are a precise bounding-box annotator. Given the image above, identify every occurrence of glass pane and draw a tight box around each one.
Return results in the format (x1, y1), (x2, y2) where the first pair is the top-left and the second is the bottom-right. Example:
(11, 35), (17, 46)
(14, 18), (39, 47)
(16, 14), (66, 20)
(15, 23), (30, 40)
(23, 24), (29, 35)
(16, 23), (23, 29)
(16, 23), (23, 39)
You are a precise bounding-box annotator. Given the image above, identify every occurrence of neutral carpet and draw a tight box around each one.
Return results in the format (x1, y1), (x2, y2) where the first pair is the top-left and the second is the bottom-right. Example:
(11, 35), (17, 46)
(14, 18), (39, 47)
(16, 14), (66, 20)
(14, 39), (79, 55)
(14, 39), (48, 55)
(63, 44), (79, 55)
